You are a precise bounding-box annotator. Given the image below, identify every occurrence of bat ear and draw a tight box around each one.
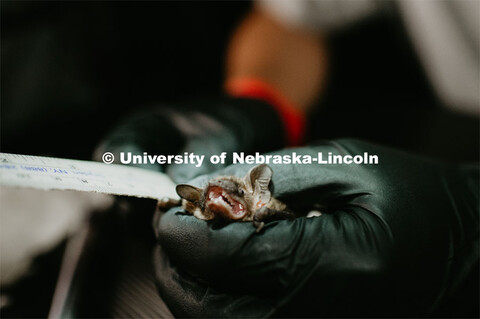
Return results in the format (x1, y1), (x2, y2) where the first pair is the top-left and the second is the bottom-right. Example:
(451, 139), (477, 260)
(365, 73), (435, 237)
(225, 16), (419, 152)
(176, 184), (203, 203)
(244, 164), (272, 206)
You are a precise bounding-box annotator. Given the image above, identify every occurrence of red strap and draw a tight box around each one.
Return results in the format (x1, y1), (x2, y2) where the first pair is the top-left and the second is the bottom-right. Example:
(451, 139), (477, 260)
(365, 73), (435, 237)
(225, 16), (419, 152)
(225, 77), (306, 146)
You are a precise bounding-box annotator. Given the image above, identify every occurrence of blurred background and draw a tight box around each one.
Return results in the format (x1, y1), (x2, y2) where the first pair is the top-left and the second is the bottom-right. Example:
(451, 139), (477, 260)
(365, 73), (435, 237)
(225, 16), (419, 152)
(2, 1), (478, 161)
(1, 1), (478, 318)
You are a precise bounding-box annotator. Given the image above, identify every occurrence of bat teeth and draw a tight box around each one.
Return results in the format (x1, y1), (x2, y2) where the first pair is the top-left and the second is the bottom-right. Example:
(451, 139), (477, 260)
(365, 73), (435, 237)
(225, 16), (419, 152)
(239, 204), (244, 210)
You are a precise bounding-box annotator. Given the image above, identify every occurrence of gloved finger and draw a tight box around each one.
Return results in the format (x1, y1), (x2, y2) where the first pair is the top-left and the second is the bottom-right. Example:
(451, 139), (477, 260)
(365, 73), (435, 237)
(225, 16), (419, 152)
(185, 139), (374, 198)
(155, 205), (393, 296)
(166, 135), (237, 183)
(186, 138), (442, 212)
(153, 244), (278, 318)
(97, 108), (187, 161)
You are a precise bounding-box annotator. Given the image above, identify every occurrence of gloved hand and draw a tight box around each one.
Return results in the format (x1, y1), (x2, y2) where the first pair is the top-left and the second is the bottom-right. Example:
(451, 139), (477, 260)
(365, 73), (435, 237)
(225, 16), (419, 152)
(153, 139), (479, 318)
(95, 97), (286, 183)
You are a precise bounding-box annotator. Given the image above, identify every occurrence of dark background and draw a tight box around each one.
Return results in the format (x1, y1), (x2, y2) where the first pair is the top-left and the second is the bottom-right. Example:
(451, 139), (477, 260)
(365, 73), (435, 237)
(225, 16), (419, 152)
(1, 1), (249, 158)
(2, 1), (478, 162)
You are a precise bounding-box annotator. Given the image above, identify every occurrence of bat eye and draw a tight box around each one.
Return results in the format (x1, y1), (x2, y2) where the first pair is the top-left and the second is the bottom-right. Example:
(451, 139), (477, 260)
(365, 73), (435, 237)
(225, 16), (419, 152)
(238, 189), (244, 196)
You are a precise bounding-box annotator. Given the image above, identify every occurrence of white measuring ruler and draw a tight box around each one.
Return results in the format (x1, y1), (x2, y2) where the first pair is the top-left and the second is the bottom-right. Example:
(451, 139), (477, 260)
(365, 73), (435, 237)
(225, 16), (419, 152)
(0, 153), (178, 200)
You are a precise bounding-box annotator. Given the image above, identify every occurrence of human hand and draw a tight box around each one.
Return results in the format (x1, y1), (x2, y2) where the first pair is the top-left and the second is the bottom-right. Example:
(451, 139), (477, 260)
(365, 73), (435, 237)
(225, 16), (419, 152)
(95, 97), (285, 183)
(153, 139), (479, 317)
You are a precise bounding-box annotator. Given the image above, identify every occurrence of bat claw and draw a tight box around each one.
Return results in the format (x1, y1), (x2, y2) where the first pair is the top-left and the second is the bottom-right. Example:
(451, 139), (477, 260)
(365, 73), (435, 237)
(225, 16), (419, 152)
(157, 197), (181, 211)
(253, 221), (265, 233)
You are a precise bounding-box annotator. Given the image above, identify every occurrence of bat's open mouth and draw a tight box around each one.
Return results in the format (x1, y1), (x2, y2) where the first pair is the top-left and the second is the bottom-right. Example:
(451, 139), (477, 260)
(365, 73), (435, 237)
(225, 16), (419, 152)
(205, 186), (247, 220)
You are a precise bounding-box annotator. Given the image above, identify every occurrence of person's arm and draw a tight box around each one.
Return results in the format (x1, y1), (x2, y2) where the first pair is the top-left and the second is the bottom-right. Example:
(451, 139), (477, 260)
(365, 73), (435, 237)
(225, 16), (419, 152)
(95, 8), (328, 183)
(225, 7), (328, 113)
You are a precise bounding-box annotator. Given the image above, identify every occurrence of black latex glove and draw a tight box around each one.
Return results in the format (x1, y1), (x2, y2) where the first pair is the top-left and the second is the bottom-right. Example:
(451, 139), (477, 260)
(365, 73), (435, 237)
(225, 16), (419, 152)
(95, 97), (284, 183)
(153, 139), (479, 318)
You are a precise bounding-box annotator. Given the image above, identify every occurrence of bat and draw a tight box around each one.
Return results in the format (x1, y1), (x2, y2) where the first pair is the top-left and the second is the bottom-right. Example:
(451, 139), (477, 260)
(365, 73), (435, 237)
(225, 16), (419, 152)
(158, 164), (301, 232)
